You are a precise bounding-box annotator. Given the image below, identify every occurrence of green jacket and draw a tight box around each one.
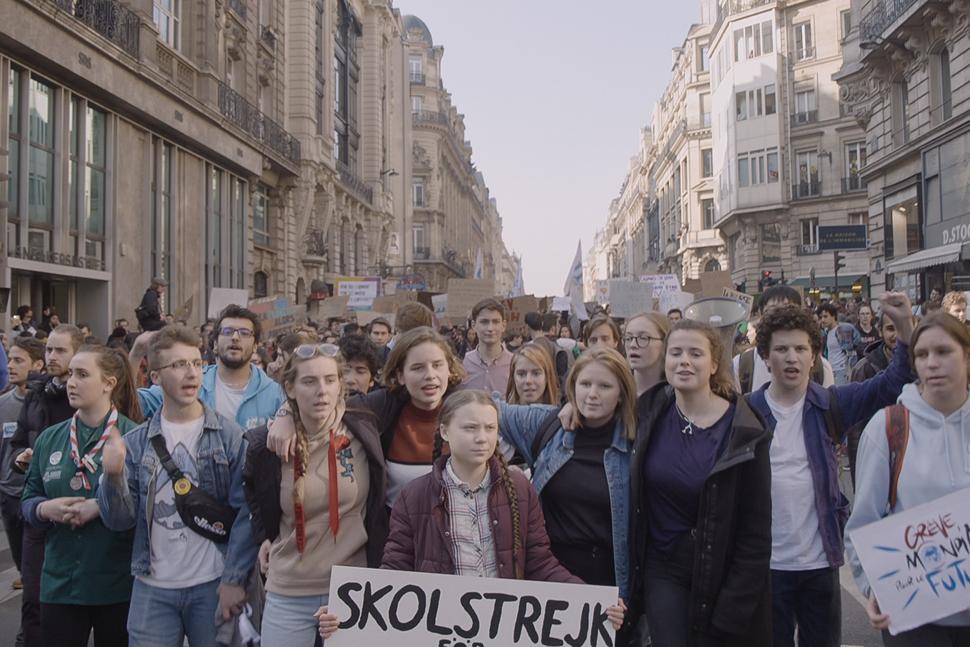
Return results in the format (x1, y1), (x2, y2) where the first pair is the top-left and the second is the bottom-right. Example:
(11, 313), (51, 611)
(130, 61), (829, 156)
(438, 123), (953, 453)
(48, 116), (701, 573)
(22, 412), (139, 605)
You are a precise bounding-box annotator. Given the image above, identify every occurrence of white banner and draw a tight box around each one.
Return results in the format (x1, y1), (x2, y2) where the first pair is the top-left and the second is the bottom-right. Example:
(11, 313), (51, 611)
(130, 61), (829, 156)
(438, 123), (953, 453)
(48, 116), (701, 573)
(327, 565), (618, 647)
(336, 277), (382, 311)
(849, 486), (970, 635)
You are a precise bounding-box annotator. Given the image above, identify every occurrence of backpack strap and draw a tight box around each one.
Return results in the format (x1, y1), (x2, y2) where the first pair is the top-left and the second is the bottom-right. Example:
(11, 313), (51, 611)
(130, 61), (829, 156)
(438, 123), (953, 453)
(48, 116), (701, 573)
(150, 434), (186, 483)
(738, 348), (754, 394)
(530, 408), (564, 465)
(885, 404), (910, 511)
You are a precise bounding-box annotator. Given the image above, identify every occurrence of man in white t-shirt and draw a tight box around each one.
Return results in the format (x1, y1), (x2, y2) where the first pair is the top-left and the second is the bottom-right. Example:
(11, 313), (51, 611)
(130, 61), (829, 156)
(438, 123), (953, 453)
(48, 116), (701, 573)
(99, 326), (256, 646)
(744, 294), (915, 647)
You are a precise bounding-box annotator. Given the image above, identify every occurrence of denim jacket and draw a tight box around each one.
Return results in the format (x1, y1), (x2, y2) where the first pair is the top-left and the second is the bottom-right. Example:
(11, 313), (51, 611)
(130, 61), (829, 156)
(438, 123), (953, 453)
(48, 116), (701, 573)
(496, 401), (632, 599)
(747, 340), (915, 568)
(96, 402), (257, 586)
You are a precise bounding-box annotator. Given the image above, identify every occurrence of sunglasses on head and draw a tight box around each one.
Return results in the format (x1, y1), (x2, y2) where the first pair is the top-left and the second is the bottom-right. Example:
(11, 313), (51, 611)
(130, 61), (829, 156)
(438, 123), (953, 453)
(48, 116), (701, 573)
(293, 343), (341, 359)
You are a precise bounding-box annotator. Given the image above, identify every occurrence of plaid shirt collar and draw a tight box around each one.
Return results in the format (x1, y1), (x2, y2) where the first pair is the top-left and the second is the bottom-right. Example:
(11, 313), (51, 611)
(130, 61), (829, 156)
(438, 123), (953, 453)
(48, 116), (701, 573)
(444, 458), (491, 494)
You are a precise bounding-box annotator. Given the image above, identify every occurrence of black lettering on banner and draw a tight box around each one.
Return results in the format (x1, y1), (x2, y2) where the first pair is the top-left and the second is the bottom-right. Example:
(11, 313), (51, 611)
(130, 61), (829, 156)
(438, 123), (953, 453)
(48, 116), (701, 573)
(359, 581), (393, 630)
(563, 602), (589, 647)
(336, 582), (362, 629)
(388, 584), (426, 631)
(426, 589), (452, 635)
(482, 592), (517, 639)
(590, 602), (614, 647)
(541, 599), (569, 646)
(454, 592), (482, 638)
(513, 595), (542, 643)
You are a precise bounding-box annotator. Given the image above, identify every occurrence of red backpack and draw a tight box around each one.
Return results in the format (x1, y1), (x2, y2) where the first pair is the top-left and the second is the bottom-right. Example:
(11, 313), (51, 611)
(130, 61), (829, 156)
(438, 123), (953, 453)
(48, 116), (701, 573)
(884, 404), (910, 511)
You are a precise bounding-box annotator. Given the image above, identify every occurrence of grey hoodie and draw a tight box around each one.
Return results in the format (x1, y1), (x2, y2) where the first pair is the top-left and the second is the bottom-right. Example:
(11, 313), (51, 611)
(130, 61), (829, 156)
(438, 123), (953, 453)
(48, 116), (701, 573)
(845, 383), (970, 627)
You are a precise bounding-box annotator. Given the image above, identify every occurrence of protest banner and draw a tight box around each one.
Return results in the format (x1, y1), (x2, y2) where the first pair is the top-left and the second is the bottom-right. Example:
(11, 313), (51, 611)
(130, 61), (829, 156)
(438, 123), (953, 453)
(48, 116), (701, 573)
(431, 294), (448, 318)
(608, 281), (654, 318)
(327, 565), (618, 647)
(501, 295), (539, 336)
(248, 296), (307, 338)
(446, 279), (496, 319)
(848, 486), (970, 635)
(309, 296), (350, 321)
(722, 288), (755, 319)
(336, 276), (382, 311)
(207, 288), (248, 319)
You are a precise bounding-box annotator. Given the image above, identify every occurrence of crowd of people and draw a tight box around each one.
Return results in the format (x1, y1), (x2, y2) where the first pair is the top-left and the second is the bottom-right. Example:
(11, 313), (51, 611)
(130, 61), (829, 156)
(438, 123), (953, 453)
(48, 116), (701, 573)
(0, 281), (967, 646)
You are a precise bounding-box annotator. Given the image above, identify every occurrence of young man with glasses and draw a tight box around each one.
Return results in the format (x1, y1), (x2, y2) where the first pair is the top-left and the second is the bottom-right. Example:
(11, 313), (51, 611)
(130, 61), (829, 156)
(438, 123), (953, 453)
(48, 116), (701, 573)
(138, 305), (284, 431)
(98, 325), (256, 646)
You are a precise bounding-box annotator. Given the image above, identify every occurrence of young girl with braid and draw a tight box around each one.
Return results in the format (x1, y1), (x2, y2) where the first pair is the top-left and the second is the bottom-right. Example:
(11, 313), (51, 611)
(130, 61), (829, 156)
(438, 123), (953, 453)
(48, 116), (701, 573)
(242, 344), (388, 647)
(315, 390), (625, 640)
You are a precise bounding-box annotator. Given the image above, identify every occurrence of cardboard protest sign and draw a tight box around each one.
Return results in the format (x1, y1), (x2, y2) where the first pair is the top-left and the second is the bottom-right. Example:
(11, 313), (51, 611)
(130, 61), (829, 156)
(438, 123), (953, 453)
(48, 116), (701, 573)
(327, 565), (618, 647)
(446, 279), (496, 319)
(722, 288), (754, 319)
(207, 288), (248, 319)
(608, 281), (655, 318)
(682, 278), (703, 295)
(309, 296), (350, 321)
(848, 486), (970, 635)
(336, 277), (382, 311)
(372, 292), (416, 315)
(699, 271), (733, 296)
(248, 296), (307, 338)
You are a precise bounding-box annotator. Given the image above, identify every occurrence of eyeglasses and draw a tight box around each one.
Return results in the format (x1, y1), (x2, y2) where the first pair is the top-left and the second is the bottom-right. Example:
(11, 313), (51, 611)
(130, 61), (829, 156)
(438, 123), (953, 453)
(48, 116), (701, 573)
(156, 359), (206, 372)
(293, 343), (341, 359)
(623, 334), (663, 348)
(219, 326), (255, 339)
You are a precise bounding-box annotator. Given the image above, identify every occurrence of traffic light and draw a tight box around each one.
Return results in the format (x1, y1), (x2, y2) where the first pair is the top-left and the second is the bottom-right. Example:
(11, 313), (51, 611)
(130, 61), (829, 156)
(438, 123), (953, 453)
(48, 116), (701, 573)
(834, 251), (846, 274)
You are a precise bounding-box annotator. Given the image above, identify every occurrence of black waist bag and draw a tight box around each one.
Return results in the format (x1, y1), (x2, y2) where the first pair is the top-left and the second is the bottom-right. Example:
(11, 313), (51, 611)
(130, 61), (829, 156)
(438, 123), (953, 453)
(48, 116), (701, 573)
(150, 434), (235, 544)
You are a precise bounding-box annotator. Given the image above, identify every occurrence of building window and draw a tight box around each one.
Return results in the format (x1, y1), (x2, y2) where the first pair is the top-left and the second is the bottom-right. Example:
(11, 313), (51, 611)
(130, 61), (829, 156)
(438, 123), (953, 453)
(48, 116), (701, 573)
(793, 88), (817, 123)
(848, 212), (869, 229)
(206, 166), (223, 294)
(700, 92), (711, 127)
(738, 155), (750, 187)
(7, 68), (21, 235)
(229, 178), (245, 289)
(892, 79), (910, 146)
(702, 149), (713, 177)
(698, 44), (709, 72)
(153, 0), (180, 49)
(765, 84), (776, 115)
(733, 21), (772, 62)
(411, 95), (423, 113)
(705, 258), (721, 272)
(253, 186), (270, 246)
(795, 150), (820, 198)
(845, 142), (867, 191)
(27, 76), (55, 249)
(254, 271), (269, 298)
(151, 138), (174, 290)
(767, 149), (779, 183)
(702, 198), (715, 229)
(334, 0), (361, 169)
(314, 2), (325, 135)
(412, 224), (427, 258)
(800, 217), (818, 246)
(737, 149), (777, 187)
(931, 48), (953, 123)
(761, 223), (781, 263)
(841, 10), (852, 40)
(736, 91), (747, 121)
(258, 0), (272, 29)
(412, 179), (426, 207)
(793, 21), (814, 60)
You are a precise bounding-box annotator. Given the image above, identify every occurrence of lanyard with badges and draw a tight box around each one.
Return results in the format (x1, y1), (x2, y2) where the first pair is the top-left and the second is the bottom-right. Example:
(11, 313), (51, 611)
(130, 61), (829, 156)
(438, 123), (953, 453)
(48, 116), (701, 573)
(68, 407), (118, 491)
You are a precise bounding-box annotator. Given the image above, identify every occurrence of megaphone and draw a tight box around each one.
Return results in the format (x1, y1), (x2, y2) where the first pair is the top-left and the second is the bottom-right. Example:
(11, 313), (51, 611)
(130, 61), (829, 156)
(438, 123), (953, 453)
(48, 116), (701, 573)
(684, 297), (749, 375)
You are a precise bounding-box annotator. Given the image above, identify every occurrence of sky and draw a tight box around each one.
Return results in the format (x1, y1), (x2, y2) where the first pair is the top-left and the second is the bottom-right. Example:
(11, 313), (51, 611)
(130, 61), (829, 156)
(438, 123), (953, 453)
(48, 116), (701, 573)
(394, 0), (701, 297)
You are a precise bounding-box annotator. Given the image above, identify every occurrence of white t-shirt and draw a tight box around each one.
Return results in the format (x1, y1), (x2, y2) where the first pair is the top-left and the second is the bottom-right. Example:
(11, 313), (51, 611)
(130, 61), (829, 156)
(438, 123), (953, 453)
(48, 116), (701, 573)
(214, 376), (247, 422)
(139, 415), (225, 589)
(765, 390), (828, 571)
(826, 328), (848, 372)
(732, 351), (835, 393)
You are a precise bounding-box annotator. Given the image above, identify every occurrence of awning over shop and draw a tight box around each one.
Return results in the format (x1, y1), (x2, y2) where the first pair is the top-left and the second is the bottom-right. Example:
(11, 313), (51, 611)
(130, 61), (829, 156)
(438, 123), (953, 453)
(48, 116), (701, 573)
(790, 274), (865, 288)
(885, 242), (965, 274)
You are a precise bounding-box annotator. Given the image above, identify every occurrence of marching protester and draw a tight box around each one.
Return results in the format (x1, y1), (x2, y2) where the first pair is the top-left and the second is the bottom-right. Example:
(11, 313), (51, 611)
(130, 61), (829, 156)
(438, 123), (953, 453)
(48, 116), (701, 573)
(819, 302), (862, 386)
(846, 312), (970, 646)
(138, 306), (284, 431)
(743, 293), (915, 647)
(337, 335), (382, 397)
(22, 346), (143, 646)
(622, 311), (670, 397)
(243, 343), (388, 647)
(851, 313), (898, 383)
(583, 314), (622, 351)
(855, 303), (880, 351)
(10, 324), (85, 647)
(97, 326), (257, 646)
(505, 342), (561, 405)
(316, 389), (625, 640)
(268, 327), (465, 508)
(941, 290), (968, 324)
(461, 299), (513, 392)
(628, 319), (772, 647)
(367, 317), (393, 364)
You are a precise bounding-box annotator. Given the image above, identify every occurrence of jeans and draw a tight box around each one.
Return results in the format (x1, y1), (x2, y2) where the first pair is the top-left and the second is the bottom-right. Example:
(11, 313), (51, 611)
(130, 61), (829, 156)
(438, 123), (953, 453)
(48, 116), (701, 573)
(643, 534), (694, 647)
(261, 591), (329, 647)
(127, 577), (220, 647)
(41, 601), (129, 647)
(0, 492), (23, 571)
(882, 624), (970, 646)
(20, 524), (45, 647)
(771, 566), (841, 647)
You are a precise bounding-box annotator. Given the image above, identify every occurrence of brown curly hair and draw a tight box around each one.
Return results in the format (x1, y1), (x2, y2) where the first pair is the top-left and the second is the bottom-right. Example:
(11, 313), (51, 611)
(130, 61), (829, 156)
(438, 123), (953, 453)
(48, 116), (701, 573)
(383, 327), (465, 392)
(755, 305), (823, 360)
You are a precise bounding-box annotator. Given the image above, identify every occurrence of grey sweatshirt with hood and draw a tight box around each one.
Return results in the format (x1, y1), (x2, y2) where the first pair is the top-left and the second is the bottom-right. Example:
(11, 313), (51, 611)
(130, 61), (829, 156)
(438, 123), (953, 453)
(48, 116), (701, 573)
(845, 383), (970, 627)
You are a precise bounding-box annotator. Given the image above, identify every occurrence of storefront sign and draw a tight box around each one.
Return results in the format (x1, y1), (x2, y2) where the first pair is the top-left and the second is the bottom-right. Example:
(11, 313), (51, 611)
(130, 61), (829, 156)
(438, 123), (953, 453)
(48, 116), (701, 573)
(12, 247), (105, 271)
(848, 486), (970, 635)
(327, 565), (618, 647)
(817, 225), (868, 251)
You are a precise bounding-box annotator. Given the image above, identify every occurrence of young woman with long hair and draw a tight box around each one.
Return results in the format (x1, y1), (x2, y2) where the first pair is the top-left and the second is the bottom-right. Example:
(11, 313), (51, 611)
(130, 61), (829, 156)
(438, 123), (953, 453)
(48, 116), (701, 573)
(623, 312), (671, 397)
(505, 342), (561, 405)
(316, 390), (625, 640)
(243, 343), (388, 647)
(21, 345), (144, 647)
(847, 312), (970, 646)
(494, 348), (638, 601)
(627, 319), (772, 647)
(267, 327), (465, 508)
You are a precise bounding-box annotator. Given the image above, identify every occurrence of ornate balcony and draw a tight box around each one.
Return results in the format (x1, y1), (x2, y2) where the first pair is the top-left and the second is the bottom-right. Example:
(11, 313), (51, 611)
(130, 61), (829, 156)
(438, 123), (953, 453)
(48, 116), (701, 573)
(861, 0), (921, 43)
(842, 175), (867, 193)
(409, 72), (426, 85)
(792, 179), (821, 200)
(47, 0), (140, 58)
(336, 160), (373, 205)
(412, 110), (449, 127)
(791, 110), (818, 126)
(217, 81), (301, 165)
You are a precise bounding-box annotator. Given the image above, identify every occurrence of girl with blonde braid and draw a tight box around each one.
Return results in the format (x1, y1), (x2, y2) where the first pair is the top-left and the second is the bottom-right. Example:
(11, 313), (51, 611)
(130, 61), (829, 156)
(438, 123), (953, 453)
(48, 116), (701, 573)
(243, 344), (388, 647)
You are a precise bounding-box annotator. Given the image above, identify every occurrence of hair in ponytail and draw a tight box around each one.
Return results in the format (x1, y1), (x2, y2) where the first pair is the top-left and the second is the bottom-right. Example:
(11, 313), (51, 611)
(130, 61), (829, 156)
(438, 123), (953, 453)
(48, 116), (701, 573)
(437, 390), (524, 579)
(77, 344), (144, 423)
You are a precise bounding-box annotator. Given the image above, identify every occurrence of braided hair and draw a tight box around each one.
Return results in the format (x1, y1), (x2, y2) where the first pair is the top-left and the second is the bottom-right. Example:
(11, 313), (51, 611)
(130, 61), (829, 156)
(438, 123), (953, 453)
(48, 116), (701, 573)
(437, 390), (524, 579)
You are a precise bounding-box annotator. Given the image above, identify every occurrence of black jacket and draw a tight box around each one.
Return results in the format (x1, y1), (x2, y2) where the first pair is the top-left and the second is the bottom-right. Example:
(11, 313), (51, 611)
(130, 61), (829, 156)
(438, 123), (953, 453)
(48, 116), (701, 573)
(850, 340), (892, 383)
(628, 384), (773, 647)
(136, 288), (164, 331)
(242, 407), (389, 567)
(10, 375), (75, 473)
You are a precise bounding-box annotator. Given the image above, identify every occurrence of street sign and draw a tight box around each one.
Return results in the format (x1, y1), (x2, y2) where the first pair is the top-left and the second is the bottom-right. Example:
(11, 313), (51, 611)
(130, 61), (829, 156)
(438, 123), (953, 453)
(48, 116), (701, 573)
(817, 225), (868, 251)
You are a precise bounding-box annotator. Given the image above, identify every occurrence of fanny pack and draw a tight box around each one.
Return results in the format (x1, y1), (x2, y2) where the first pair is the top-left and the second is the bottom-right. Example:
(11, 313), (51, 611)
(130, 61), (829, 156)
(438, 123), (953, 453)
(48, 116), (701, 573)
(150, 435), (235, 544)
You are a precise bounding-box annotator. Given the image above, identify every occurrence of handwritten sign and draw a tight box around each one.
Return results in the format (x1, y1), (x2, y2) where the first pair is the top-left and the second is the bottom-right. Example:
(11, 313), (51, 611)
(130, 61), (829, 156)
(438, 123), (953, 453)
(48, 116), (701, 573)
(327, 565), (618, 647)
(248, 296), (307, 338)
(336, 277), (382, 311)
(849, 486), (970, 635)
(722, 288), (754, 319)
(446, 279), (496, 319)
(608, 281), (655, 318)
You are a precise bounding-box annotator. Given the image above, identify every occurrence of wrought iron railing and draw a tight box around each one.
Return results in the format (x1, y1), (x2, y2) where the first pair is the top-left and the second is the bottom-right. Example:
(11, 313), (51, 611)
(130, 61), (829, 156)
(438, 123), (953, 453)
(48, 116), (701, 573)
(792, 179), (821, 200)
(860, 0), (921, 42)
(711, 0), (774, 37)
(842, 175), (867, 193)
(412, 110), (448, 126)
(336, 160), (373, 204)
(48, 0), (140, 58)
(797, 243), (821, 255)
(217, 81), (301, 164)
(414, 247), (430, 260)
(409, 72), (426, 85)
(791, 110), (818, 126)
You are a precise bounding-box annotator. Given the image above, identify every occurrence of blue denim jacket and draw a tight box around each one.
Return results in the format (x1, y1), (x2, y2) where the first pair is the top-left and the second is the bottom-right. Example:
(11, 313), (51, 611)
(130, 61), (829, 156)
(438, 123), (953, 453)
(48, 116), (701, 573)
(747, 340), (915, 568)
(96, 402), (257, 586)
(496, 401), (632, 599)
